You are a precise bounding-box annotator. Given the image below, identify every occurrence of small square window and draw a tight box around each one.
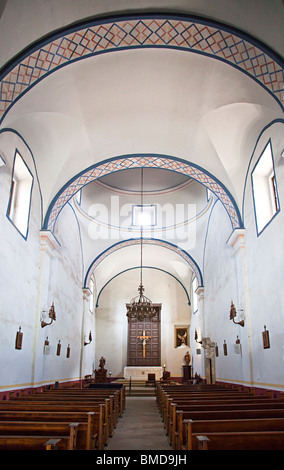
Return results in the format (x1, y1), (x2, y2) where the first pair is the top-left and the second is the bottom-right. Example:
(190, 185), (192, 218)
(251, 141), (280, 235)
(132, 204), (157, 226)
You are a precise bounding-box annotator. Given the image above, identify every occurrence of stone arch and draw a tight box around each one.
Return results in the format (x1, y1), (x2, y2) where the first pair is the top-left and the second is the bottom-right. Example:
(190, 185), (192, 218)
(0, 13), (283, 124)
(43, 154), (243, 232)
(84, 237), (204, 288)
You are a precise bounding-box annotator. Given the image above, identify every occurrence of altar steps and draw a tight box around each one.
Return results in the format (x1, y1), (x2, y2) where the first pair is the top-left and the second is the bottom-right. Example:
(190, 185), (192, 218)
(113, 379), (156, 396)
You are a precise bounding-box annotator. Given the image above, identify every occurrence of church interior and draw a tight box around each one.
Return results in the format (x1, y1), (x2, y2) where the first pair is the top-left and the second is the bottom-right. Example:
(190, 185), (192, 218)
(0, 0), (283, 452)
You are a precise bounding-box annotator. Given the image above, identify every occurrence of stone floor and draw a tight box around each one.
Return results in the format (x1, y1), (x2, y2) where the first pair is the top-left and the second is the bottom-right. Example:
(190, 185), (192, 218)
(107, 396), (171, 450)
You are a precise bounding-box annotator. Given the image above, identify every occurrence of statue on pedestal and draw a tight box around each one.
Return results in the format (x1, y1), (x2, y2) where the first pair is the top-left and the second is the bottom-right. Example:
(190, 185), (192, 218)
(95, 356), (107, 383)
(184, 351), (191, 365)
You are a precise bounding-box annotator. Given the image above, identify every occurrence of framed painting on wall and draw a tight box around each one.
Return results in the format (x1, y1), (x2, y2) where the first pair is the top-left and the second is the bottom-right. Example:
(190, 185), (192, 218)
(175, 326), (189, 348)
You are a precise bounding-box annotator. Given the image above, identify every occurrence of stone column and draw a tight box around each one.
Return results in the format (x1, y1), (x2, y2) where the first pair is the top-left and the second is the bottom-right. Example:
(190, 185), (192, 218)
(227, 228), (254, 385)
(80, 287), (91, 386)
(31, 230), (60, 387)
(202, 337), (217, 384)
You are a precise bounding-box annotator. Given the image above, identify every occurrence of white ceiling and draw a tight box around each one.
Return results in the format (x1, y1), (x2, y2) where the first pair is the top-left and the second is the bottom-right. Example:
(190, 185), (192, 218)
(0, 1), (283, 296)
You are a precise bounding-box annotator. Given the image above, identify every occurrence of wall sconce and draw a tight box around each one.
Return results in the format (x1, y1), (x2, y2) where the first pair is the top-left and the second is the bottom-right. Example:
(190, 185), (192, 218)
(56, 340), (61, 356)
(195, 329), (202, 344)
(229, 300), (244, 327)
(41, 302), (56, 328)
(84, 331), (92, 346)
(66, 344), (71, 358)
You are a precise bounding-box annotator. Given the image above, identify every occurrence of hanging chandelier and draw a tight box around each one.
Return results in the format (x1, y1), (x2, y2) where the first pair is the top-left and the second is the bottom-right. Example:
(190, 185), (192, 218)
(126, 168), (156, 321)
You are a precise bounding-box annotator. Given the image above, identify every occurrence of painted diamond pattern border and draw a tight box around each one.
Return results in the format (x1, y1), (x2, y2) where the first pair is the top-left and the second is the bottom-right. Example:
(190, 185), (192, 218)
(0, 16), (283, 118)
(46, 155), (241, 233)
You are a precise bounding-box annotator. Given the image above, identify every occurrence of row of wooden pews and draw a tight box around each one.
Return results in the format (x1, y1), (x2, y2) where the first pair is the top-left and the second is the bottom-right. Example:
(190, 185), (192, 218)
(0, 384), (125, 450)
(156, 383), (284, 450)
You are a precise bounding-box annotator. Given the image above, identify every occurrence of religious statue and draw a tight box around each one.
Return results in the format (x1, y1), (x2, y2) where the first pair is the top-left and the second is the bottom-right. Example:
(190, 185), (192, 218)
(184, 351), (191, 365)
(99, 356), (106, 370)
(193, 372), (202, 384)
(95, 356), (107, 383)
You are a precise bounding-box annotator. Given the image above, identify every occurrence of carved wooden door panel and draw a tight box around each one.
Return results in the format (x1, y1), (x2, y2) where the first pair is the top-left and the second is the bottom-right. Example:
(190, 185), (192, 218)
(127, 305), (161, 366)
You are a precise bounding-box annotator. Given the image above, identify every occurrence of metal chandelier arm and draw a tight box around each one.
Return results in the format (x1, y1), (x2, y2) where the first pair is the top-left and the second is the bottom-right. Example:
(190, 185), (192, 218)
(126, 167), (156, 321)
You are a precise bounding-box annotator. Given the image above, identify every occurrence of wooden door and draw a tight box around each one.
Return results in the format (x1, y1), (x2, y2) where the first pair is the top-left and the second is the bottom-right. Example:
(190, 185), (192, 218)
(127, 304), (161, 366)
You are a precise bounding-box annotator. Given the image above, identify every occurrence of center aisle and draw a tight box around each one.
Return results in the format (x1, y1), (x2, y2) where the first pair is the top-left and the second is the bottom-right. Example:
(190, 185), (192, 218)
(107, 396), (171, 450)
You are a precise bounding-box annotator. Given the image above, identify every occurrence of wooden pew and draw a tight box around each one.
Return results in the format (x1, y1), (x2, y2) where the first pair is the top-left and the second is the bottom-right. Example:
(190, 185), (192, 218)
(17, 388), (122, 431)
(194, 430), (284, 450)
(39, 386), (124, 417)
(0, 402), (105, 450)
(180, 416), (284, 450)
(158, 383), (284, 450)
(161, 392), (260, 426)
(11, 395), (114, 441)
(169, 399), (284, 447)
(0, 435), (70, 451)
(0, 411), (98, 450)
(0, 422), (79, 450)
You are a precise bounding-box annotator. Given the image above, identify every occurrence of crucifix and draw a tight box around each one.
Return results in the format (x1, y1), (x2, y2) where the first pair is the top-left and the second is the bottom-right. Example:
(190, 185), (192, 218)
(137, 330), (152, 358)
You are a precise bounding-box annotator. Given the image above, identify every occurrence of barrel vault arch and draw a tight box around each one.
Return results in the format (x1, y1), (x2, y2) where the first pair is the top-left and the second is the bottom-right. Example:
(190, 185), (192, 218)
(0, 13), (283, 124)
(84, 237), (204, 290)
(43, 154), (243, 233)
(95, 266), (191, 308)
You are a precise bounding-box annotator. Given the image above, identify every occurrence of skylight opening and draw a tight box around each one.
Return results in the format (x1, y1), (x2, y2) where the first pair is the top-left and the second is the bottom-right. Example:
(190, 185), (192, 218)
(132, 204), (157, 227)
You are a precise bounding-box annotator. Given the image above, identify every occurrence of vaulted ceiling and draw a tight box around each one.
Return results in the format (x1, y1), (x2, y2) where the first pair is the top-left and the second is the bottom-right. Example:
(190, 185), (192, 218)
(0, 1), (283, 302)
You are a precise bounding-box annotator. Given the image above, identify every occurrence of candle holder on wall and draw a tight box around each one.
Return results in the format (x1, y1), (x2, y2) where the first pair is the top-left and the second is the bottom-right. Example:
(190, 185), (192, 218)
(223, 340), (228, 356)
(215, 344), (219, 357)
(66, 344), (71, 358)
(262, 326), (270, 349)
(234, 335), (241, 354)
(41, 302), (56, 328)
(43, 337), (50, 355)
(229, 300), (245, 327)
(56, 340), (61, 356)
(15, 327), (23, 350)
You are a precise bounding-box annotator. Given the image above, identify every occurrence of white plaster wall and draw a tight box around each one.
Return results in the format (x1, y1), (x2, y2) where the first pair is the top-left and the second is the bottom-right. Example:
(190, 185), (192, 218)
(243, 123), (284, 391)
(33, 202), (90, 386)
(202, 200), (247, 384)
(0, 131), (42, 391)
(0, 130), (93, 391)
(195, 123), (284, 391)
(95, 268), (191, 377)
